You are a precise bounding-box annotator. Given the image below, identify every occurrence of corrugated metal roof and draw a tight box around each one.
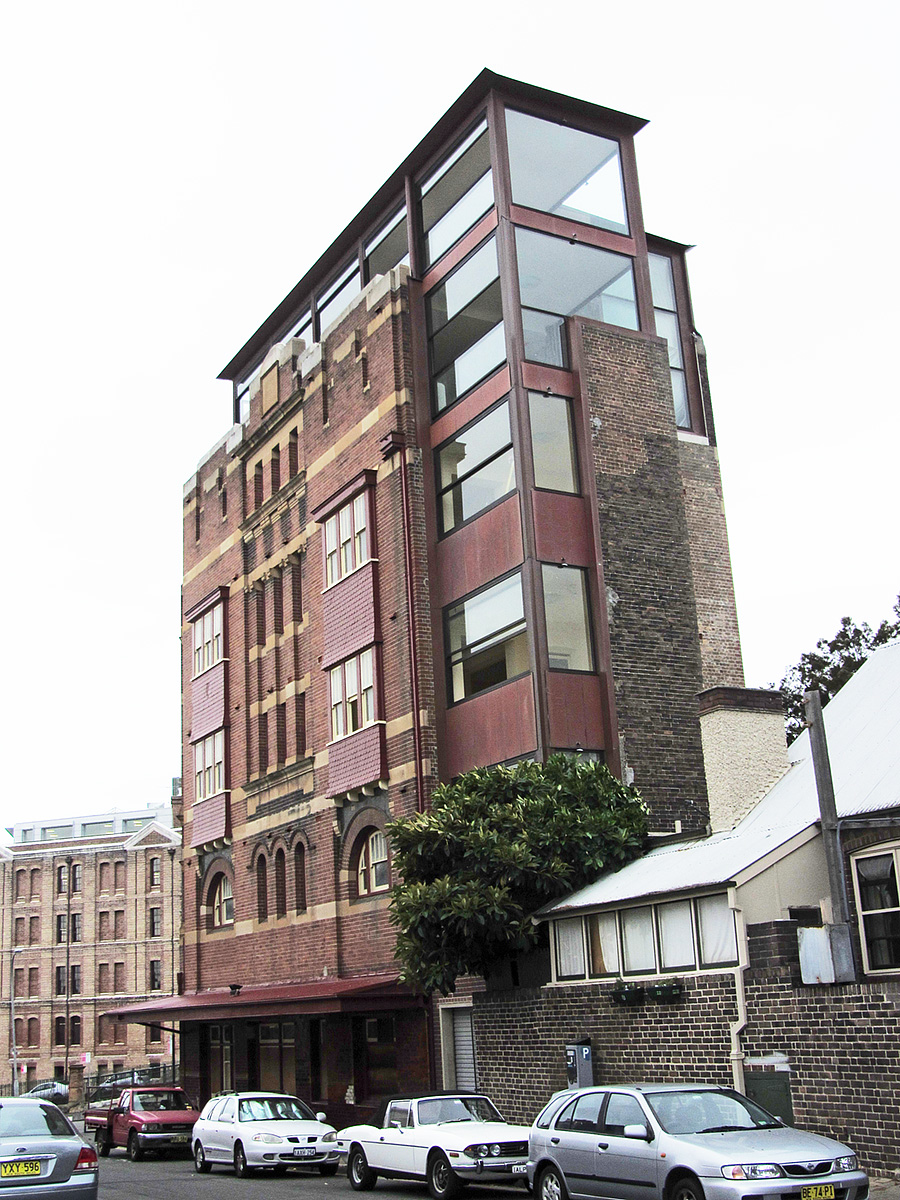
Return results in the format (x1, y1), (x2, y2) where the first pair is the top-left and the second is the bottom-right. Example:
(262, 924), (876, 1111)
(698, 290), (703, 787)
(538, 642), (900, 918)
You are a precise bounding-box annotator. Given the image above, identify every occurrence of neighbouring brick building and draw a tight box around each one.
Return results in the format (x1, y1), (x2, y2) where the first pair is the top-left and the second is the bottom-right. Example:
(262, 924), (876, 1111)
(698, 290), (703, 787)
(1, 804), (181, 1096)
(113, 70), (750, 1123)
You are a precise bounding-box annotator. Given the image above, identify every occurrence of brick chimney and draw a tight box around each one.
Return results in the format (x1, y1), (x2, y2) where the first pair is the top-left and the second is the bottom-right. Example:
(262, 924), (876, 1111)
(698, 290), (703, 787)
(698, 687), (789, 832)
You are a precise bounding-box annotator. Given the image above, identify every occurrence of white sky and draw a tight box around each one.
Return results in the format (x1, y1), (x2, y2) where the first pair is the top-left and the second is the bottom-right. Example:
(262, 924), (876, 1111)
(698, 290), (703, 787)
(2, 0), (897, 828)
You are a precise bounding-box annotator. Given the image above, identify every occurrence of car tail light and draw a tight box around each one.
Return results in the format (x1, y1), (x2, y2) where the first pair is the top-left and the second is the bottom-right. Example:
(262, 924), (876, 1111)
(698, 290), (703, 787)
(75, 1145), (99, 1171)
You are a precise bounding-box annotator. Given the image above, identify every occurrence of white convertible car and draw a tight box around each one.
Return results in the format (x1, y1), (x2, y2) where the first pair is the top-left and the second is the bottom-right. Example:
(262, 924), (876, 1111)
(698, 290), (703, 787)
(337, 1092), (530, 1199)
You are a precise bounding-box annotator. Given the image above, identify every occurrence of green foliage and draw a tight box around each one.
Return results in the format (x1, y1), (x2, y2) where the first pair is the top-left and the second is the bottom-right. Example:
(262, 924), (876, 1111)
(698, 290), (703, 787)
(774, 595), (899, 743)
(388, 754), (648, 995)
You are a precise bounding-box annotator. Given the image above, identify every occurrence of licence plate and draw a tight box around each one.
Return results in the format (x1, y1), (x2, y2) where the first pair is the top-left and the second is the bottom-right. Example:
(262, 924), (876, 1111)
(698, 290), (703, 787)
(171, 1135), (189, 1143)
(293, 1147), (317, 1158)
(1, 1161), (41, 1178)
(801, 1187), (835, 1200)
(512, 1165), (528, 1175)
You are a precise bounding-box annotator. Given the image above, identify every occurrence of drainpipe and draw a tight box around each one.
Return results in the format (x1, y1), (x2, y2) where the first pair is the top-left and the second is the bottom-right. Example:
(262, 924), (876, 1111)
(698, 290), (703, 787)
(64, 855), (73, 1084)
(380, 431), (426, 813)
(727, 885), (748, 1094)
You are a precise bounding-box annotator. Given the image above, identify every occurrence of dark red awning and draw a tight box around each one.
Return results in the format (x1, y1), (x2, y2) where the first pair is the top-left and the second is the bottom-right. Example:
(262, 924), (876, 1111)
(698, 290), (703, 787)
(105, 973), (421, 1025)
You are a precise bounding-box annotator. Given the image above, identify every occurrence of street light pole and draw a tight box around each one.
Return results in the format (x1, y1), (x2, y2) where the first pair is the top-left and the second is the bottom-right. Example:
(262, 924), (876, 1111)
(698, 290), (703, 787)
(10, 946), (23, 1096)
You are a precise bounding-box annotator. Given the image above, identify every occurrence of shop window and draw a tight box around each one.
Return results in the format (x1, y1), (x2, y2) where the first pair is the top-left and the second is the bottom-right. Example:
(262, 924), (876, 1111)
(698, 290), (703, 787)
(426, 236), (505, 413)
(529, 392), (579, 493)
(437, 398), (515, 534)
(212, 874), (234, 928)
(356, 830), (389, 897)
(446, 572), (528, 704)
(853, 846), (900, 972)
(330, 649), (376, 740)
(192, 603), (223, 675)
(516, 227), (638, 367)
(505, 108), (628, 234)
(648, 253), (690, 428)
(420, 120), (493, 269)
(541, 564), (595, 672)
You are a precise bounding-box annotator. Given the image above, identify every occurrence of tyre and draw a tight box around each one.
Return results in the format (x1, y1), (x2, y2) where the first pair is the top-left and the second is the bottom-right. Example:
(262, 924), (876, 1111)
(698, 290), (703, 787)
(428, 1152), (462, 1200)
(319, 1162), (339, 1176)
(348, 1146), (377, 1191)
(95, 1130), (111, 1158)
(669, 1178), (704, 1200)
(127, 1131), (144, 1162)
(234, 1143), (253, 1178)
(194, 1142), (211, 1174)
(538, 1165), (567, 1200)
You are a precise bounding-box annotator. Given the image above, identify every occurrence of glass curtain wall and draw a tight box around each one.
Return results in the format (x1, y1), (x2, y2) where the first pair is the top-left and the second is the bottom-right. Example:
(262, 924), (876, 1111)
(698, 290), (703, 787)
(648, 253), (690, 428)
(420, 121), (493, 269)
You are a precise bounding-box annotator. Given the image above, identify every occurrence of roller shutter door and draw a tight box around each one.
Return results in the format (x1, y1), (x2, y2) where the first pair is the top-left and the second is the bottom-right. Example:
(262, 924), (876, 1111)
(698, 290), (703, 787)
(451, 1008), (477, 1090)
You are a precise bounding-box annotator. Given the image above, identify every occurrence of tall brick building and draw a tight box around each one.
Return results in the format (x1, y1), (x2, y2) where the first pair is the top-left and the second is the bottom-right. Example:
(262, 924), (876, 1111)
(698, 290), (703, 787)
(116, 71), (745, 1118)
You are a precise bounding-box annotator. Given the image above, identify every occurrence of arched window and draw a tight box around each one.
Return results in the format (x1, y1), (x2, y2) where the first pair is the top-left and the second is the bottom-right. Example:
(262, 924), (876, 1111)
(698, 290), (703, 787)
(27, 1017), (39, 1047)
(212, 875), (234, 928)
(256, 857), (268, 922)
(54, 1016), (66, 1046)
(295, 845), (307, 913)
(13, 1018), (24, 1047)
(356, 829), (389, 897)
(70, 1016), (81, 1046)
(274, 849), (286, 918)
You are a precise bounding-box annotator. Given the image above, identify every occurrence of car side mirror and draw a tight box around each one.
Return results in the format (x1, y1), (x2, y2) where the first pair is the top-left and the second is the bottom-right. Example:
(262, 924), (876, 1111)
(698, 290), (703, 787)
(316, 1112), (327, 1123)
(623, 1124), (651, 1141)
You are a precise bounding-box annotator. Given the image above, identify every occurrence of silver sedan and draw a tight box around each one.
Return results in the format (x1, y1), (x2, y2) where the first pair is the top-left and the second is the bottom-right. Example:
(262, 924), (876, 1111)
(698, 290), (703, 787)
(0, 1098), (98, 1199)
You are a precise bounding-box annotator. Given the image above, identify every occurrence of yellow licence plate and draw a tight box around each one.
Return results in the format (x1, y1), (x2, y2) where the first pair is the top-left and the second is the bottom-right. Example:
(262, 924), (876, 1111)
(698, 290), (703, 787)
(1, 1160), (41, 1178)
(801, 1186), (835, 1200)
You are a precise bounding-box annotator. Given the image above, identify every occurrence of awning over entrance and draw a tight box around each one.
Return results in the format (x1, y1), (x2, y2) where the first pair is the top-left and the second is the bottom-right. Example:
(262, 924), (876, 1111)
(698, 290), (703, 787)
(106, 973), (420, 1025)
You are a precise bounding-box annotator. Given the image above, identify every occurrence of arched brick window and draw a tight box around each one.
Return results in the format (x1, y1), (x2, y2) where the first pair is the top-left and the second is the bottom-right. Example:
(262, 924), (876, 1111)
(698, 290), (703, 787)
(354, 829), (390, 897)
(211, 874), (234, 928)
(256, 857), (268, 922)
(295, 845), (307, 913)
(274, 849), (286, 918)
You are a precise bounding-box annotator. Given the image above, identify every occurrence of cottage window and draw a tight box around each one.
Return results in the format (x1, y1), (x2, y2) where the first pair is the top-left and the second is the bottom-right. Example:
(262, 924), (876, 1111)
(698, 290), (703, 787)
(853, 846), (900, 973)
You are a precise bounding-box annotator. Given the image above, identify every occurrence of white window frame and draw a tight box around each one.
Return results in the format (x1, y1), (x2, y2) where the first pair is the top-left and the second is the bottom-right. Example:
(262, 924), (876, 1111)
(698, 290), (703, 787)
(357, 830), (389, 896)
(192, 604), (223, 676)
(329, 649), (376, 741)
(212, 875), (234, 928)
(851, 842), (900, 975)
(324, 495), (370, 587)
(194, 730), (225, 800)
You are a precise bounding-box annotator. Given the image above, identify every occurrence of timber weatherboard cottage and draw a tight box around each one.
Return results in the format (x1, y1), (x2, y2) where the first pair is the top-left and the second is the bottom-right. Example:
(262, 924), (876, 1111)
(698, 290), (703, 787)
(113, 70), (749, 1122)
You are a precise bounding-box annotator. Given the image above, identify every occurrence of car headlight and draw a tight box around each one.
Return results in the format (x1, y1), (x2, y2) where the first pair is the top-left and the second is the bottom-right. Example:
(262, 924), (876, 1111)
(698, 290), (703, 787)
(251, 1133), (284, 1144)
(143, 1124), (160, 1133)
(465, 1144), (490, 1159)
(722, 1164), (782, 1180)
(835, 1156), (858, 1172)
(321, 1131), (337, 1143)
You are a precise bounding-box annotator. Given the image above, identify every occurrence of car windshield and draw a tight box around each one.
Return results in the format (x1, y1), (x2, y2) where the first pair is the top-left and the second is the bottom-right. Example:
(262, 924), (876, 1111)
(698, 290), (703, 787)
(417, 1096), (503, 1125)
(133, 1091), (192, 1112)
(645, 1089), (780, 1135)
(0, 1104), (73, 1138)
(238, 1096), (315, 1122)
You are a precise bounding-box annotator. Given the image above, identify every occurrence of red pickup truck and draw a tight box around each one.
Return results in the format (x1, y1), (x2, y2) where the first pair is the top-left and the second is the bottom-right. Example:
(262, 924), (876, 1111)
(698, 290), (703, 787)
(84, 1086), (199, 1160)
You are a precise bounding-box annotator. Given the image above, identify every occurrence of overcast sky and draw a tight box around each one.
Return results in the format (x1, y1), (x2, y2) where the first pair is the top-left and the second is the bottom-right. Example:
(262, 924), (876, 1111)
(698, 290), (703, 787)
(2, 0), (897, 830)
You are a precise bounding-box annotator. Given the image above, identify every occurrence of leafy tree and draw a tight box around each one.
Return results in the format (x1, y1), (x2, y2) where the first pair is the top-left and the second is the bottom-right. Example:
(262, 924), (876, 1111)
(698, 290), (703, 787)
(388, 754), (647, 996)
(774, 595), (899, 743)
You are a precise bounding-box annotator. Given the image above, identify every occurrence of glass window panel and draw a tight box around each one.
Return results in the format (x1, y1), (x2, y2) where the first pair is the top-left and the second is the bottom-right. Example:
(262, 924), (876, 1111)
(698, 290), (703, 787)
(603, 1094), (646, 1135)
(331, 666), (344, 740)
(861, 911), (900, 969)
(290, 309), (313, 342)
(654, 309), (684, 369)
(529, 392), (578, 493)
(516, 229), (638, 357)
(428, 239), (499, 334)
(621, 906), (655, 972)
(696, 894), (737, 964)
(446, 574), (528, 702)
(658, 900), (695, 970)
(856, 854), (899, 911)
(317, 263), (361, 333)
(670, 370), (690, 429)
(555, 918), (586, 978)
(438, 401), (515, 532)
(648, 253), (677, 310)
(506, 109), (628, 234)
(588, 912), (620, 975)
(421, 122), (493, 267)
(433, 318), (505, 413)
(542, 565), (594, 672)
(366, 207), (410, 279)
(522, 309), (567, 368)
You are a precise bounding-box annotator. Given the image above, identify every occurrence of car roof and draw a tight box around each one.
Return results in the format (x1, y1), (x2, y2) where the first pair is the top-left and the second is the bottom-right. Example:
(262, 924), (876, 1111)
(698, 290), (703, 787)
(560, 1084), (727, 1095)
(369, 1092), (490, 1128)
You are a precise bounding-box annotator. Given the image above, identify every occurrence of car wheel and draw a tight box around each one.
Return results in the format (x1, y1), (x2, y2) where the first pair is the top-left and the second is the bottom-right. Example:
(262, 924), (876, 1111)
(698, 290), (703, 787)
(319, 1162), (339, 1176)
(127, 1131), (144, 1162)
(95, 1131), (111, 1158)
(194, 1142), (211, 1174)
(348, 1146), (377, 1191)
(234, 1143), (253, 1177)
(669, 1177), (704, 1200)
(538, 1165), (567, 1200)
(428, 1152), (462, 1200)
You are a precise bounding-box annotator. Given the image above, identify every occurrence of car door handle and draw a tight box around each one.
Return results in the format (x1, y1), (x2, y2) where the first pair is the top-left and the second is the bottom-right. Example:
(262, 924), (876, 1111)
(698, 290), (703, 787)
(597, 1143), (608, 1151)
(551, 1138), (560, 1145)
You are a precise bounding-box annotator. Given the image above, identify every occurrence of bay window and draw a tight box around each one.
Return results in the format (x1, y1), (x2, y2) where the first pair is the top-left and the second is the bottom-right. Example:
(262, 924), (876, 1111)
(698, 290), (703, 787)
(193, 604), (223, 675)
(194, 730), (225, 800)
(324, 493), (369, 586)
(330, 649), (376, 740)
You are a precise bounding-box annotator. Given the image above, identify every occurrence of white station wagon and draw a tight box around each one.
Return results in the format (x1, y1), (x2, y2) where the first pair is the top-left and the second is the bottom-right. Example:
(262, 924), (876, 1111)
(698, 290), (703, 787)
(337, 1093), (530, 1199)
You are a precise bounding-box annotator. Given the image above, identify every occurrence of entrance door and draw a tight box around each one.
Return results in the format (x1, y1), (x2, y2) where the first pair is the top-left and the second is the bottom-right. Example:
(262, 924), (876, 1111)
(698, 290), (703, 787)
(451, 1009), (477, 1090)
